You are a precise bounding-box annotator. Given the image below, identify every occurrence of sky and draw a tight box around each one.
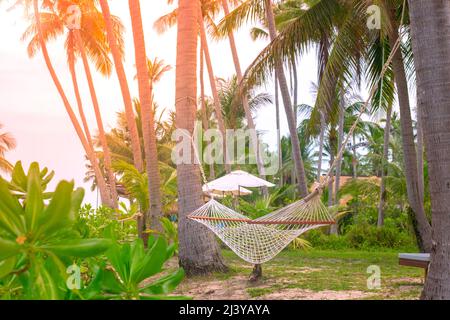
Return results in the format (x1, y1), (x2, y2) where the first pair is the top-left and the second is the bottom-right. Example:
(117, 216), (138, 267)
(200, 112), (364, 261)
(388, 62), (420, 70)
(0, 0), (319, 205)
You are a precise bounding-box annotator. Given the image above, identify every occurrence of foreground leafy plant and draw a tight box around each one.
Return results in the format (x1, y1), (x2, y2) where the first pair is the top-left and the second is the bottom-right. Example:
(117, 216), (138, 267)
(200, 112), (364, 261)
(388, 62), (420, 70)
(81, 236), (185, 300)
(0, 162), (111, 299)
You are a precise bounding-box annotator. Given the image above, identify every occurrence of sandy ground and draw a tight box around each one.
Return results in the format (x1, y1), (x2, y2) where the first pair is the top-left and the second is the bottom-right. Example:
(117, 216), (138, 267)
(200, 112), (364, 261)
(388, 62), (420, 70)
(174, 276), (373, 300)
(163, 256), (423, 300)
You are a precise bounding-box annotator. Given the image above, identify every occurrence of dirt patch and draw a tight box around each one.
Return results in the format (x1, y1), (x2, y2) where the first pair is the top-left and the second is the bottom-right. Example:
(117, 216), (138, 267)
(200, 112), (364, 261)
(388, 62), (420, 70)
(175, 276), (253, 300)
(259, 289), (371, 300)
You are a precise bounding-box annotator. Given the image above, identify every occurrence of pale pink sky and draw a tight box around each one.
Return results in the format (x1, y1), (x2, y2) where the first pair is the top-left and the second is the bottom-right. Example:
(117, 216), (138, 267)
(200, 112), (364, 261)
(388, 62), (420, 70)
(0, 0), (318, 205)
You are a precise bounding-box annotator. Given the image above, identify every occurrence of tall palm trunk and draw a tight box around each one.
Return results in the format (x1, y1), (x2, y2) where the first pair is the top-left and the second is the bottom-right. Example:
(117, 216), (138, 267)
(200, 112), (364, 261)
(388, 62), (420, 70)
(176, 0), (226, 275)
(377, 103), (392, 227)
(32, 0), (112, 206)
(275, 71), (283, 186)
(221, 0), (266, 180)
(74, 31), (118, 208)
(328, 153), (335, 208)
(334, 93), (345, 205)
(317, 112), (325, 181)
(264, 0), (308, 197)
(388, 11), (432, 252)
(352, 134), (358, 178)
(198, 10), (231, 173)
(68, 59), (112, 206)
(129, 0), (163, 234)
(200, 40), (215, 180)
(292, 58), (299, 124)
(98, 0), (144, 173)
(416, 105), (425, 203)
(409, 0), (450, 300)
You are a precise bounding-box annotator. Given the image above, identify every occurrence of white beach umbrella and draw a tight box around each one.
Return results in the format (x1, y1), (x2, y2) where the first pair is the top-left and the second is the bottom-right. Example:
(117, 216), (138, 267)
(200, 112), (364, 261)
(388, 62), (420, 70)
(202, 170), (275, 197)
(202, 184), (252, 198)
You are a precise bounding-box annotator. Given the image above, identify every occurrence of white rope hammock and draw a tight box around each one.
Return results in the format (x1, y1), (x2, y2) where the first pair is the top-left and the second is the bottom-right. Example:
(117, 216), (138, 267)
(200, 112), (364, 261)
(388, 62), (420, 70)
(188, 192), (333, 264)
(185, 0), (406, 265)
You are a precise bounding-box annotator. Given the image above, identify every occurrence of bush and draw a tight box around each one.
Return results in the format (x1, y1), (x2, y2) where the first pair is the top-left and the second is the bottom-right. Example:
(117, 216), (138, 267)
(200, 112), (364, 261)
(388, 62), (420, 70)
(345, 223), (416, 250)
(302, 223), (417, 251)
(303, 229), (350, 250)
(76, 204), (138, 242)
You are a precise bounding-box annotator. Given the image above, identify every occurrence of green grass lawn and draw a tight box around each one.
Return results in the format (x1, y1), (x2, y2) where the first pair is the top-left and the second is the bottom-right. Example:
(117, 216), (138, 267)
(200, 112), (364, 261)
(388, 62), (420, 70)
(174, 249), (425, 300)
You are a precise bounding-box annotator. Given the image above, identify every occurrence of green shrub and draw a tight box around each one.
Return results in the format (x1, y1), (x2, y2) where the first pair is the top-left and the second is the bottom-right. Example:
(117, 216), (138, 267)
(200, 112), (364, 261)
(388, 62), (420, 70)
(76, 204), (138, 242)
(303, 229), (350, 250)
(0, 162), (111, 299)
(345, 223), (416, 250)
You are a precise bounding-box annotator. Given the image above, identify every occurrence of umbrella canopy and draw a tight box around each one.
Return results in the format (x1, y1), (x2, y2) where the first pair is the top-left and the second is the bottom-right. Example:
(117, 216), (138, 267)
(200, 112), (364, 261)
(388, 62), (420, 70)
(202, 170), (275, 196)
(202, 184), (252, 198)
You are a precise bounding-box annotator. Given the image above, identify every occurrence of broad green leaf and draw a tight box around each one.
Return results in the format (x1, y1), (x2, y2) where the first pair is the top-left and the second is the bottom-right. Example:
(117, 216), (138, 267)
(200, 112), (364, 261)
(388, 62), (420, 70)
(0, 237), (20, 260)
(0, 256), (16, 278)
(140, 268), (185, 295)
(38, 181), (74, 236)
(0, 178), (25, 236)
(69, 188), (85, 221)
(166, 243), (176, 260)
(42, 239), (112, 258)
(11, 161), (27, 191)
(25, 259), (62, 300)
(129, 238), (146, 281)
(83, 268), (124, 298)
(134, 237), (167, 283)
(24, 162), (44, 232)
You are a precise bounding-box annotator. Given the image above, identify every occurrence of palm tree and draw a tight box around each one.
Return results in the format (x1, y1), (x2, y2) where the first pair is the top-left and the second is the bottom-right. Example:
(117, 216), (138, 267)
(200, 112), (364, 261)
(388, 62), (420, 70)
(155, 0), (232, 173)
(408, 0), (450, 300)
(217, 76), (272, 130)
(385, 1), (431, 252)
(175, 0), (227, 275)
(98, 0), (144, 174)
(128, 0), (163, 236)
(0, 123), (16, 173)
(221, 0), (267, 180)
(231, 0), (433, 250)
(264, 0), (308, 197)
(135, 57), (172, 85)
(218, 0), (313, 197)
(23, 0), (114, 207)
(23, 0), (120, 208)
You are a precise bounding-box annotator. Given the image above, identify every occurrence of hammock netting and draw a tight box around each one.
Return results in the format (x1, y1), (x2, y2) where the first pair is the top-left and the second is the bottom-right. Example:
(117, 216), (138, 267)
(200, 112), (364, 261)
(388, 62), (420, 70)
(188, 193), (334, 264)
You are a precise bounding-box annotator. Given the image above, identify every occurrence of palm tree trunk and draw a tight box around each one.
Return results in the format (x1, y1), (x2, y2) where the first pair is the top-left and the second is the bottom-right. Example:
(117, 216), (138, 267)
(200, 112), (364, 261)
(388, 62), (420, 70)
(352, 134), (358, 178)
(275, 71), (283, 186)
(292, 58), (298, 124)
(264, 0), (308, 197)
(317, 112), (325, 181)
(129, 0), (163, 234)
(409, 0), (450, 300)
(416, 105), (425, 204)
(32, 0), (112, 207)
(74, 31), (118, 208)
(334, 93), (345, 206)
(198, 10), (231, 173)
(199, 40), (215, 180)
(388, 11), (432, 252)
(98, 0), (144, 173)
(377, 103), (392, 228)
(68, 59), (112, 206)
(221, 0), (266, 180)
(176, 0), (226, 275)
